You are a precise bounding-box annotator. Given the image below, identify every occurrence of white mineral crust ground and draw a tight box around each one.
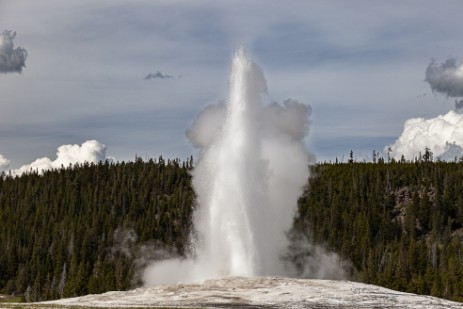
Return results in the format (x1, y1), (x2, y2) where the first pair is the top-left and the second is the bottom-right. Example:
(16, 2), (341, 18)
(40, 276), (463, 308)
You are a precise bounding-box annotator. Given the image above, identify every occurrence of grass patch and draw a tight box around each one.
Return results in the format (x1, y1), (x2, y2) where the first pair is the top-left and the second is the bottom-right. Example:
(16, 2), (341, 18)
(0, 296), (22, 303)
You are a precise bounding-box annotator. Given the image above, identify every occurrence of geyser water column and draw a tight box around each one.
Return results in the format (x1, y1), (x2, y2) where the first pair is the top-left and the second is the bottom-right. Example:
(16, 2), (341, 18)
(143, 48), (311, 285)
(193, 48), (268, 277)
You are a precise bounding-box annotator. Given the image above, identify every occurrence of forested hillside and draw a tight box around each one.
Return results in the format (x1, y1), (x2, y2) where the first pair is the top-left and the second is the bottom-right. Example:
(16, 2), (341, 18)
(1, 158), (463, 302)
(0, 157), (195, 301)
(296, 160), (463, 301)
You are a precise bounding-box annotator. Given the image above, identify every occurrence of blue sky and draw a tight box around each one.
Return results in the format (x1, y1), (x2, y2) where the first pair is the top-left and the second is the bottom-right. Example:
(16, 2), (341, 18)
(1, 0), (463, 168)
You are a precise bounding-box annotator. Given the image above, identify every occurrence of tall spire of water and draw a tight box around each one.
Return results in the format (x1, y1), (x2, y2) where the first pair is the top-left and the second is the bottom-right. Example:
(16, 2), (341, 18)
(143, 48), (312, 284)
(194, 47), (267, 277)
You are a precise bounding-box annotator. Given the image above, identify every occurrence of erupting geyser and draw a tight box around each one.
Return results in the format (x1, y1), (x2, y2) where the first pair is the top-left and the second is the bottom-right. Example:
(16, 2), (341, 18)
(143, 48), (311, 285)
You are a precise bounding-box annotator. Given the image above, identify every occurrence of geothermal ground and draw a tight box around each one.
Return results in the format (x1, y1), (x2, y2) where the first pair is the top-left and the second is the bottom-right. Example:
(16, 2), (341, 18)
(1, 277), (454, 309)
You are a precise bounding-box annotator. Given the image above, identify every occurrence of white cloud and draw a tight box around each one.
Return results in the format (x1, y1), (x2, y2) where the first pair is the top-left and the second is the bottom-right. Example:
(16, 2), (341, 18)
(386, 111), (463, 161)
(0, 154), (10, 171)
(0, 30), (27, 73)
(144, 71), (174, 80)
(425, 58), (463, 98)
(12, 140), (108, 176)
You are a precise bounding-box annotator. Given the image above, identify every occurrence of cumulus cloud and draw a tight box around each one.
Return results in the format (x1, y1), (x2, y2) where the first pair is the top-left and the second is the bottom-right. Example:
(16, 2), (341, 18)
(12, 140), (108, 176)
(392, 58), (463, 161)
(144, 71), (174, 80)
(425, 58), (463, 98)
(0, 30), (28, 73)
(0, 154), (10, 171)
(455, 99), (463, 112)
(386, 111), (463, 161)
(438, 142), (463, 162)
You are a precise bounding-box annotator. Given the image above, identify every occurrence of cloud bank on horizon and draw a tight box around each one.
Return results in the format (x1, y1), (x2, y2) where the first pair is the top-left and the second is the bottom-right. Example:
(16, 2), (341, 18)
(387, 111), (463, 161)
(0, 30), (28, 73)
(0, 140), (109, 176)
(388, 58), (463, 161)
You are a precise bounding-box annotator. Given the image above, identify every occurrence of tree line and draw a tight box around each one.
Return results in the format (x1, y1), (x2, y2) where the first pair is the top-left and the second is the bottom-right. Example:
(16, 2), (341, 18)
(1, 156), (463, 301)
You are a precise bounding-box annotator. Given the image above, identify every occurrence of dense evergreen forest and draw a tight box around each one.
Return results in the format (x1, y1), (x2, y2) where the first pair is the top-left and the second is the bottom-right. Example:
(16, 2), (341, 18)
(296, 159), (463, 302)
(1, 156), (463, 302)
(0, 157), (195, 302)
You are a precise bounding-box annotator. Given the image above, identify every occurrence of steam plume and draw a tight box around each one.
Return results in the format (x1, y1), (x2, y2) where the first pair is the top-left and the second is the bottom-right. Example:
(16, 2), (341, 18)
(185, 103), (226, 149)
(143, 48), (344, 285)
(0, 30), (28, 73)
(12, 140), (108, 176)
(386, 111), (463, 161)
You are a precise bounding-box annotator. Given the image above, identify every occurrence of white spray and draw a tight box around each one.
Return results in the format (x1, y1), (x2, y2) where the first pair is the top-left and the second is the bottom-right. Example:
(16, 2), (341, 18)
(143, 48), (312, 284)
